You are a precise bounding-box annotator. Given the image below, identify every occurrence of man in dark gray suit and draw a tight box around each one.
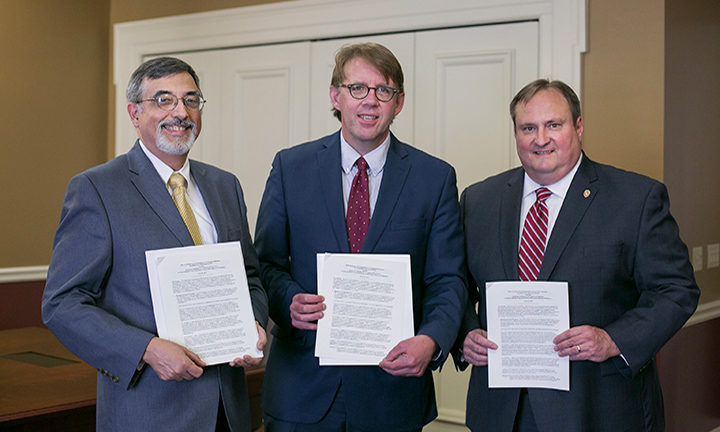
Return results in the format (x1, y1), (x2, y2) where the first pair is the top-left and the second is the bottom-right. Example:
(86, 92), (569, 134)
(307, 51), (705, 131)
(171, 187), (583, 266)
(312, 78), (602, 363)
(42, 57), (268, 432)
(456, 79), (699, 431)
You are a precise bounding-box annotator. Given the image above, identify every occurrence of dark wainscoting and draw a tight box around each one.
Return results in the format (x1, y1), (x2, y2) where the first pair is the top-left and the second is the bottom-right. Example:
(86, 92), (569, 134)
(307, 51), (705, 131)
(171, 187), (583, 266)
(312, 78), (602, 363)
(658, 317), (720, 432)
(2, 277), (717, 431)
(1, 278), (266, 431)
(0, 280), (45, 330)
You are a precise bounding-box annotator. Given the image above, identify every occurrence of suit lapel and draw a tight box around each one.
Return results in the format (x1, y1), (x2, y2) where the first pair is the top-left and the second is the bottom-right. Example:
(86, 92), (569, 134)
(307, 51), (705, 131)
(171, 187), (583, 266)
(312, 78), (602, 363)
(127, 142), (194, 246)
(361, 135), (410, 253)
(538, 155), (598, 280)
(190, 161), (227, 242)
(316, 132), (350, 252)
(499, 169), (524, 279)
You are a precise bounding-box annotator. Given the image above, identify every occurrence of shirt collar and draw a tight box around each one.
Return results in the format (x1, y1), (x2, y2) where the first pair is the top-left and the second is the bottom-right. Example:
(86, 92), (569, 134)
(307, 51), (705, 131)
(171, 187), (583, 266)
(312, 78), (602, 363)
(522, 153), (583, 200)
(138, 140), (191, 185)
(340, 132), (390, 177)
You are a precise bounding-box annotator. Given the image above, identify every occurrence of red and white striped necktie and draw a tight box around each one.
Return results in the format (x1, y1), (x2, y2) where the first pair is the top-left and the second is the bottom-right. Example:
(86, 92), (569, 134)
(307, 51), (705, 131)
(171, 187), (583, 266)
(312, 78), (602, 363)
(518, 187), (552, 281)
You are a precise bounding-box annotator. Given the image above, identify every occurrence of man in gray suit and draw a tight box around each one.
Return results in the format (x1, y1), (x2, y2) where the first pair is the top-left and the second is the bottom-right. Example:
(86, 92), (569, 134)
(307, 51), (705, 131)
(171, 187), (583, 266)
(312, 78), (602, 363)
(456, 79), (699, 431)
(42, 57), (268, 432)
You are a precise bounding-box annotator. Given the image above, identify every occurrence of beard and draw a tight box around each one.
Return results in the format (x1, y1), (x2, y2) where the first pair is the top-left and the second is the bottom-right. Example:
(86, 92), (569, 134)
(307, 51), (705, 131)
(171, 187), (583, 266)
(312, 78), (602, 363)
(155, 118), (198, 155)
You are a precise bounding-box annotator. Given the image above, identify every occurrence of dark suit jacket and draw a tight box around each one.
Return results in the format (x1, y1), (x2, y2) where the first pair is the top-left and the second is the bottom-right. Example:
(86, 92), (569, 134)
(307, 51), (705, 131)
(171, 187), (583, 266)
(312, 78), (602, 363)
(42, 142), (268, 432)
(254, 131), (467, 430)
(455, 154), (699, 432)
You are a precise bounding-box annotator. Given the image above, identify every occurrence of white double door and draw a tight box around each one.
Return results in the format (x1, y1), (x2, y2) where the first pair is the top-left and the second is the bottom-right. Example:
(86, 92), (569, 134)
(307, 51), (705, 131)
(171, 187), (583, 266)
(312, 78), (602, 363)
(168, 21), (537, 427)
(171, 21), (537, 231)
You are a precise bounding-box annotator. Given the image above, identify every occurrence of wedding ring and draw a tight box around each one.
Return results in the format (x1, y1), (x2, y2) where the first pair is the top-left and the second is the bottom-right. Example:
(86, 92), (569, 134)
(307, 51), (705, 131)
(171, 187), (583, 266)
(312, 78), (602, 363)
(576, 345), (582, 352)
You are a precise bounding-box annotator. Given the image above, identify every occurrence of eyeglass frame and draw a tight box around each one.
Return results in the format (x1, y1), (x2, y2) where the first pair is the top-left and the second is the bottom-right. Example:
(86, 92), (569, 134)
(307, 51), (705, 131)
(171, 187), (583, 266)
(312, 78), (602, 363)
(338, 83), (401, 102)
(135, 91), (207, 112)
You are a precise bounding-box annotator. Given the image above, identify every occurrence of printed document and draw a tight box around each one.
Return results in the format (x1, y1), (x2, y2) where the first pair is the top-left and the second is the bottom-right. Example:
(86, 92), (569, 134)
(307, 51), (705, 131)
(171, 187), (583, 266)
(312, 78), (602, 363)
(486, 281), (569, 391)
(315, 253), (413, 365)
(145, 241), (262, 365)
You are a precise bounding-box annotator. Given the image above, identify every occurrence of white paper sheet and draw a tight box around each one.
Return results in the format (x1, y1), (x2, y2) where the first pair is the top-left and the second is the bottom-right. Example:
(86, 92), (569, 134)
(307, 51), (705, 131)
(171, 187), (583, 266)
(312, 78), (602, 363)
(145, 241), (262, 365)
(315, 253), (413, 365)
(486, 281), (569, 391)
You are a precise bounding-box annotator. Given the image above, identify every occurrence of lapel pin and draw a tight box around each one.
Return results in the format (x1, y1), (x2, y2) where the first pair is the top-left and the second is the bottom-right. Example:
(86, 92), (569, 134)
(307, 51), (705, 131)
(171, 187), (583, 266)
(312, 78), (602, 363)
(583, 189), (591, 198)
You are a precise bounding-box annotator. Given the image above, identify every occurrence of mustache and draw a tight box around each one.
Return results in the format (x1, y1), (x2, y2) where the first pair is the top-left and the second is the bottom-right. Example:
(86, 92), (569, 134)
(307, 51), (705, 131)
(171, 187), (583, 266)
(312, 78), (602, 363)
(159, 118), (197, 130)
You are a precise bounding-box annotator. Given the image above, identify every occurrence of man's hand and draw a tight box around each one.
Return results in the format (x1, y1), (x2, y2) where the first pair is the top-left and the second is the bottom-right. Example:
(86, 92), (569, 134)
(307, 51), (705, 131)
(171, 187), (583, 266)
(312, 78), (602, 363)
(379, 335), (437, 377)
(230, 322), (267, 368)
(142, 337), (206, 381)
(554, 325), (620, 362)
(462, 329), (498, 367)
(289, 293), (325, 330)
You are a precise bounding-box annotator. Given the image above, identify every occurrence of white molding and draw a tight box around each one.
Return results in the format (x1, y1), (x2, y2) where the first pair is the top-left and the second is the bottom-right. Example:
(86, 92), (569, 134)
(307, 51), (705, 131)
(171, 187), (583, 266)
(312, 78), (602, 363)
(0, 266), (48, 283)
(1, 267), (716, 326)
(114, 0), (587, 157)
(685, 299), (720, 327)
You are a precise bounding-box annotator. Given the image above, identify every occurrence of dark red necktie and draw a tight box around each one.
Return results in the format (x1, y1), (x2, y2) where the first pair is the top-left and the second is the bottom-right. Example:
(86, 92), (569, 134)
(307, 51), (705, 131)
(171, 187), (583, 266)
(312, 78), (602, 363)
(518, 187), (552, 281)
(347, 157), (369, 253)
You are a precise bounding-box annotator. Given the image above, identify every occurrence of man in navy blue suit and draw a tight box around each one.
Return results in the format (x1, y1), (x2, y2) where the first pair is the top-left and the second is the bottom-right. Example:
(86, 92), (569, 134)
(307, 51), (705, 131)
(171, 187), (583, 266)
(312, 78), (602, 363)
(255, 43), (467, 431)
(455, 79), (699, 431)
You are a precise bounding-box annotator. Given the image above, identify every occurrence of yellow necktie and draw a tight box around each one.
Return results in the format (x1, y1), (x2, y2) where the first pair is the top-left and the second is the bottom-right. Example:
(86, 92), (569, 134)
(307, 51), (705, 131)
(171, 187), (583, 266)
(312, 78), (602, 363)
(168, 173), (203, 245)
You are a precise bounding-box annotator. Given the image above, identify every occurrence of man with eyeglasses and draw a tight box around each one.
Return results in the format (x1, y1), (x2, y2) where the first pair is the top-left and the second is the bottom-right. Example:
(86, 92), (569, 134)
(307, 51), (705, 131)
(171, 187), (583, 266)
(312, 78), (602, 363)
(255, 43), (466, 431)
(42, 57), (268, 432)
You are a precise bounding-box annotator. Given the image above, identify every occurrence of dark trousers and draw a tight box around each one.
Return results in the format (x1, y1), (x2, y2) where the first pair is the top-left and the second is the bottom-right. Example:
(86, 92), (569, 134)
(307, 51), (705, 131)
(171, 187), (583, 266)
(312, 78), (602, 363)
(512, 389), (539, 432)
(216, 400), (231, 432)
(264, 384), (422, 432)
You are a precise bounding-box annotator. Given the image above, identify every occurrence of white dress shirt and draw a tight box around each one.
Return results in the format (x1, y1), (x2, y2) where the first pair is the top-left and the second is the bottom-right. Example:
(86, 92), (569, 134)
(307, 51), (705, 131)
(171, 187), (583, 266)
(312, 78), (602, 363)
(340, 133), (390, 218)
(519, 154), (583, 249)
(138, 141), (218, 244)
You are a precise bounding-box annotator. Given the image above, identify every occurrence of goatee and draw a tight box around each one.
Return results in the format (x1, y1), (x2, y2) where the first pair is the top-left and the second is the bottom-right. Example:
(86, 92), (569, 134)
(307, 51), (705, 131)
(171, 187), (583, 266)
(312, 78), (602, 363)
(156, 118), (198, 155)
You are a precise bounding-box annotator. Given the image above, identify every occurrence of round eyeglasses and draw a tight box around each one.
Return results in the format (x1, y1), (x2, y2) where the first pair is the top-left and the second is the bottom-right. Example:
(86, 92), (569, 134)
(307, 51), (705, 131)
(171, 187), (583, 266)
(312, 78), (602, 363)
(136, 93), (206, 112)
(339, 83), (400, 102)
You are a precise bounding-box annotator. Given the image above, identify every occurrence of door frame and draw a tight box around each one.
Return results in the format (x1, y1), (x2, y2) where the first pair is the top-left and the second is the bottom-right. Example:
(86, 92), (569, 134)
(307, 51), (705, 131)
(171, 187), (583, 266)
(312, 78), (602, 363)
(114, 0), (586, 156)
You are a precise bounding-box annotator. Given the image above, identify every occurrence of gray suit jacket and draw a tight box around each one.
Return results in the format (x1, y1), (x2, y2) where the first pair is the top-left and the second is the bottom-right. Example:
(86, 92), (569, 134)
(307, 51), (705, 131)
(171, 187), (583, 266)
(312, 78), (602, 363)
(42, 142), (268, 432)
(455, 154), (698, 432)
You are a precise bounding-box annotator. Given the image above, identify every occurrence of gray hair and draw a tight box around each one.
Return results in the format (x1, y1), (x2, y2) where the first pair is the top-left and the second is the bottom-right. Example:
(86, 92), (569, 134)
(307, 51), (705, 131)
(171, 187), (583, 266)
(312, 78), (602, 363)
(126, 57), (201, 103)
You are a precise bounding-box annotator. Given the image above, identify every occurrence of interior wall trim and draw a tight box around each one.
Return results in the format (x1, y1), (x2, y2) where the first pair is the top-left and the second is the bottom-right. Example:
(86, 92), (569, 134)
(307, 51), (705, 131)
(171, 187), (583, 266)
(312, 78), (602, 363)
(686, 298), (720, 327)
(0, 266), (48, 283)
(0, 265), (716, 325)
(114, 0), (587, 158)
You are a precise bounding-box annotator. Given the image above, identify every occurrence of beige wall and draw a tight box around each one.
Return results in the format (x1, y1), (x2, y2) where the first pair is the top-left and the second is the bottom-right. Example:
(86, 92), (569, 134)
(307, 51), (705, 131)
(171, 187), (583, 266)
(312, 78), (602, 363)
(110, 0), (286, 23)
(582, 0), (665, 180)
(1, 0), (109, 267)
(664, 0), (720, 304)
(5, 0), (717, 306)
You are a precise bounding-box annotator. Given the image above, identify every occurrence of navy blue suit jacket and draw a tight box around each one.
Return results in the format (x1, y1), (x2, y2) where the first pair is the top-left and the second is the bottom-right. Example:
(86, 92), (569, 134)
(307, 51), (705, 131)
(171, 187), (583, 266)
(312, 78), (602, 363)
(456, 155), (699, 432)
(255, 131), (467, 430)
(42, 142), (268, 432)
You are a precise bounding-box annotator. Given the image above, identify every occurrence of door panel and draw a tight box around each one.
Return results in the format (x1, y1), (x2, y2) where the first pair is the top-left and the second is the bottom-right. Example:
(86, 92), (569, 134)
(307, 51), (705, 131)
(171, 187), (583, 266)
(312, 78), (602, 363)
(415, 21), (539, 193)
(173, 42), (311, 232)
(414, 22), (538, 428)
